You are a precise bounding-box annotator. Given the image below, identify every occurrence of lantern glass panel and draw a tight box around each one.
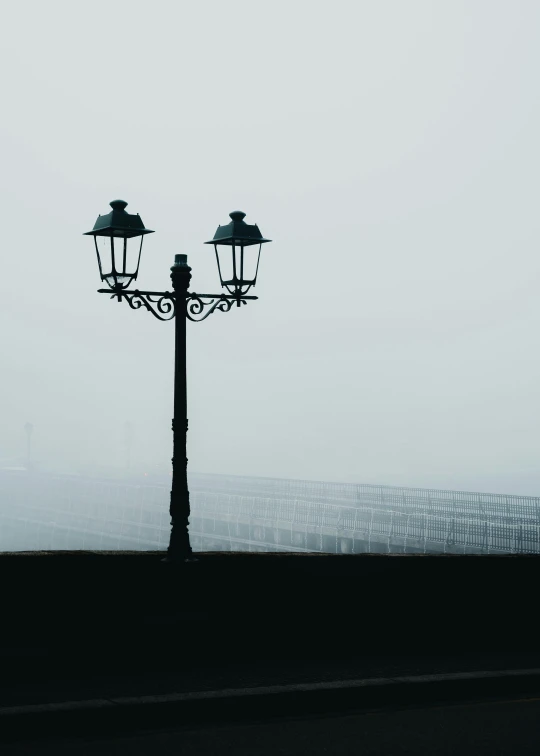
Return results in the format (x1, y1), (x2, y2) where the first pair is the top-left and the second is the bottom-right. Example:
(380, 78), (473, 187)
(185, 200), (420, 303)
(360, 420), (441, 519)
(215, 242), (262, 296)
(95, 234), (144, 290)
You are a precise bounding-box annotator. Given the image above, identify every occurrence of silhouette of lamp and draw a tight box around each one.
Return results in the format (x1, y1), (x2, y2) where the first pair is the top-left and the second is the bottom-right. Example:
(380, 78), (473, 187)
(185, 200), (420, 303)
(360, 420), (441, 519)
(84, 199), (154, 293)
(205, 211), (271, 301)
(84, 201), (271, 561)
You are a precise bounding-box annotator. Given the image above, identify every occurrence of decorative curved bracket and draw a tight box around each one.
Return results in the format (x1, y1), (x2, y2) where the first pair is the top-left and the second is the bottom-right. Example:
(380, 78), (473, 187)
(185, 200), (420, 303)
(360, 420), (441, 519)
(99, 289), (177, 321)
(186, 293), (251, 322)
(98, 289), (257, 323)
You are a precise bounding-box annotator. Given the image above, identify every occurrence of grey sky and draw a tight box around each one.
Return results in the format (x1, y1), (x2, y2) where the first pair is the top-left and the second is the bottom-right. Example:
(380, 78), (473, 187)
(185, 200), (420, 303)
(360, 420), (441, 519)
(1, 1), (540, 494)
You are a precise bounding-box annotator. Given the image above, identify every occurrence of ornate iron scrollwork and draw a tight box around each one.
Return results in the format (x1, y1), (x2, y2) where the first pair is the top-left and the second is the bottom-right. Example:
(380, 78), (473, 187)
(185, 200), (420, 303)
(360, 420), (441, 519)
(99, 288), (256, 322)
(100, 289), (176, 321)
(122, 290), (176, 321)
(186, 294), (246, 322)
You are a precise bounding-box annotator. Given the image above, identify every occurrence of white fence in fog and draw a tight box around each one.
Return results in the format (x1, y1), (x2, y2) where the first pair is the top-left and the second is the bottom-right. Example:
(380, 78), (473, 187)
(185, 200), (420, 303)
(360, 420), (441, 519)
(0, 470), (539, 553)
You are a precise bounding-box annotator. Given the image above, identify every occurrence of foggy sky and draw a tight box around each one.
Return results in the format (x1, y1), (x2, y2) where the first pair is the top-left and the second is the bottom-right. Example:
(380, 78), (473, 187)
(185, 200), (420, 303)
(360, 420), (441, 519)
(2, 0), (540, 495)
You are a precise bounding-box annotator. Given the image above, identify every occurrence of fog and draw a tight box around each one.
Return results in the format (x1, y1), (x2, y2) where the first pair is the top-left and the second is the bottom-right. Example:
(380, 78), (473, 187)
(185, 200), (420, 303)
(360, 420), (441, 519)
(2, 1), (540, 496)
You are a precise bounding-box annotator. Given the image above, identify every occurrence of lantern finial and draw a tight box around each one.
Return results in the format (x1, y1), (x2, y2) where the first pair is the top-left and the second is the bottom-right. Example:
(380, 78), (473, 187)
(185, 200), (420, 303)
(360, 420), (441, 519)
(110, 199), (128, 211)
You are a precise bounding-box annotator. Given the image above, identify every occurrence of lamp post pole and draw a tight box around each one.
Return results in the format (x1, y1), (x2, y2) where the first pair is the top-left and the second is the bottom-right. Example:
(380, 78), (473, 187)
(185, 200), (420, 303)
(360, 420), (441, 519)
(168, 254), (192, 560)
(85, 201), (271, 562)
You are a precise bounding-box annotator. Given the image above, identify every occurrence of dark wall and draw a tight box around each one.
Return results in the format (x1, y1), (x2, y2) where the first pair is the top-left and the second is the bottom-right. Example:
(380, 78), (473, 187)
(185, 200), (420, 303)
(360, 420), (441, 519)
(1, 552), (537, 684)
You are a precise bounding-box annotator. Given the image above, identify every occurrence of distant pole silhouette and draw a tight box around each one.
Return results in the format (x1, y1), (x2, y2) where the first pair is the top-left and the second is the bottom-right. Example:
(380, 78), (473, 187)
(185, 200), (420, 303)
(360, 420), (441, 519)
(124, 421), (134, 471)
(85, 201), (271, 561)
(24, 422), (33, 472)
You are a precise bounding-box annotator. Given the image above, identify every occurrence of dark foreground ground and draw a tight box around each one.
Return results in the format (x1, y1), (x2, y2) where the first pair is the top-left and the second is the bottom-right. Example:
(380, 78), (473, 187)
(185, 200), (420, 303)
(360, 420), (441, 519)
(2, 552), (540, 750)
(5, 697), (540, 755)
(2, 551), (539, 657)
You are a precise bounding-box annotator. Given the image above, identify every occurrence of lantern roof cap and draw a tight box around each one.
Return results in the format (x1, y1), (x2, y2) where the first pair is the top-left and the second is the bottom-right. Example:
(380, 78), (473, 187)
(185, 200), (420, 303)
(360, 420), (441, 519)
(83, 199), (154, 239)
(205, 210), (271, 247)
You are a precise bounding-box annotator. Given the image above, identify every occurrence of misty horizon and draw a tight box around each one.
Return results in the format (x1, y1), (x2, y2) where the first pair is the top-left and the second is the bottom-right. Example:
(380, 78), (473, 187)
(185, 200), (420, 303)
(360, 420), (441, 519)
(2, 2), (540, 499)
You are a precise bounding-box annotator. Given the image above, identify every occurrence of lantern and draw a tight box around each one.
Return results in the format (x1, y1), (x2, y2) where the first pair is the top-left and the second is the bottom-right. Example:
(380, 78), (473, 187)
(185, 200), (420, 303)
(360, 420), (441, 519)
(84, 199), (154, 290)
(205, 211), (271, 297)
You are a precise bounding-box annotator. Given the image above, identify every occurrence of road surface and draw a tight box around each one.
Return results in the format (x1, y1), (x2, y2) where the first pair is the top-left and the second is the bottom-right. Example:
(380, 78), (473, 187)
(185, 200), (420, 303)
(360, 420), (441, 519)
(4, 696), (540, 755)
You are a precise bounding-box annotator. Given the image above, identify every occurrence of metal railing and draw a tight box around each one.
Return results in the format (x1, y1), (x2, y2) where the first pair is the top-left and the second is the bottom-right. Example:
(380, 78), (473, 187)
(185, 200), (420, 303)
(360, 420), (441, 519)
(1, 470), (539, 553)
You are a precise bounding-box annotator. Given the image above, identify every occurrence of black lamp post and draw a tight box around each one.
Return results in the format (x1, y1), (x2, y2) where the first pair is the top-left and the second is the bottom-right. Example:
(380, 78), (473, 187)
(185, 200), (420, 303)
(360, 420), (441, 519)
(84, 201), (271, 561)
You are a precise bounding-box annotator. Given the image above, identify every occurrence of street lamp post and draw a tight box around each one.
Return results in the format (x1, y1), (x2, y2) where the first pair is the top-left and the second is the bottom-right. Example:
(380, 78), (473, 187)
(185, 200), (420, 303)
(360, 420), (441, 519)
(84, 201), (271, 561)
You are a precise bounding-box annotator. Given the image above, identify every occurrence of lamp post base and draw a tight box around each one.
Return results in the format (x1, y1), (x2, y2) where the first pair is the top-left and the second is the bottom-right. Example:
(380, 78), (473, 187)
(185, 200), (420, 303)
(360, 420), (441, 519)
(161, 555), (199, 564)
